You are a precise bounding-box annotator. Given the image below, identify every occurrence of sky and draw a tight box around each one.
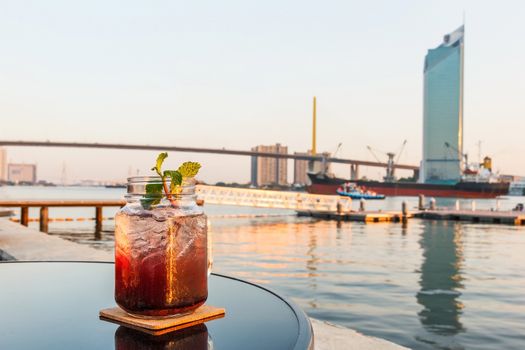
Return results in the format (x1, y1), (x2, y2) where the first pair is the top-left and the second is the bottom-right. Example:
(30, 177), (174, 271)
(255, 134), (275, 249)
(1, 0), (524, 183)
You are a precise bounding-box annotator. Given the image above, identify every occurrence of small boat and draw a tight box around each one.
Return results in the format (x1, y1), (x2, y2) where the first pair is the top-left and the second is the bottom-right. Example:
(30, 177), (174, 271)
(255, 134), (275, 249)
(336, 182), (386, 200)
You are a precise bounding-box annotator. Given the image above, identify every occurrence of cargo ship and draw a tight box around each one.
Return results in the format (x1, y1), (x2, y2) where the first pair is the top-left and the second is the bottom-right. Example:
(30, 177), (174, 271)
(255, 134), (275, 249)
(307, 172), (509, 198)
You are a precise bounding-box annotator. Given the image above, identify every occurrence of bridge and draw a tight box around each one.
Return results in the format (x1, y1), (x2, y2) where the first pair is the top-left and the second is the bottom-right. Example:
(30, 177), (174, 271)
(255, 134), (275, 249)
(0, 140), (419, 171)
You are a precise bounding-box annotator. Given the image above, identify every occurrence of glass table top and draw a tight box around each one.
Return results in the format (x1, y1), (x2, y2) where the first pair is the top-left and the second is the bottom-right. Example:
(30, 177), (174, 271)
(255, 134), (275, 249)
(0, 262), (313, 350)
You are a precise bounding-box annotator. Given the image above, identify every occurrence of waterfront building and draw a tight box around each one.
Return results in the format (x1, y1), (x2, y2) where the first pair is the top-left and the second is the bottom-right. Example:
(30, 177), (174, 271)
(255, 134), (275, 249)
(294, 151), (332, 186)
(312, 152), (332, 175)
(8, 163), (37, 184)
(420, 25), (465, 183)
(293, 152), (309, 185)
(0, 148), (6, 181)
(250, 144), (288, 187)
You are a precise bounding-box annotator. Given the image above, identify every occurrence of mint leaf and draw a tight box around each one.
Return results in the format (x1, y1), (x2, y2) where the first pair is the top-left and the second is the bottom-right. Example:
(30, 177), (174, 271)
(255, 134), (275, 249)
(140, 196), (160, 209)
(146, 183), (163, 194)
(178, 162), (201, 177)
(164, 170), (182, 193)
(151, 152), (168, 176)
(140, 183), (163, 209)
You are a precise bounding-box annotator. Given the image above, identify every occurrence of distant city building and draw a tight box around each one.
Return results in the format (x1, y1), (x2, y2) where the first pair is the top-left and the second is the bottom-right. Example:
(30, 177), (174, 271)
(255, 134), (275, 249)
(0, 148), (6, 181)
(8, 163), (37, 183)
(250, 144), (288, 187)
(420, 25), (464, 183)
(293, 151), (332, 185)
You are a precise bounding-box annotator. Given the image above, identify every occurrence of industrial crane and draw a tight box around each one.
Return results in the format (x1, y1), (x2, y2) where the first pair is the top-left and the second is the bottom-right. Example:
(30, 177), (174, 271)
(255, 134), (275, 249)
(444, 142), (473, 174)
(366, 140), (407, 182)
(333, 143), (343, 158)
(445, 141), (495, 179)
(444, 142), (468, 164)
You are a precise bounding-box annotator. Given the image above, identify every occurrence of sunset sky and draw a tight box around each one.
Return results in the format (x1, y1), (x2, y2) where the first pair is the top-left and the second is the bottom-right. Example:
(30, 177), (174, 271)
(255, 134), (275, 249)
(1, 0), (524, 183)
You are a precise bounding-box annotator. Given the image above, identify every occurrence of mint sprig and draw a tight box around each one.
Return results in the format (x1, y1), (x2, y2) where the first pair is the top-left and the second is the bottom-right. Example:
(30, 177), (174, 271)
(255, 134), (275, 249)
(142, 152), (201, 208)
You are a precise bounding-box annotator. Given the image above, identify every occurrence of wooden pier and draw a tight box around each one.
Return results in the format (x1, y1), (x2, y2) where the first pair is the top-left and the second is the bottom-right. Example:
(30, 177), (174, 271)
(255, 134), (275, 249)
(415, 210), (525, 225)
(297, 207), (525, 225)
(0, 200), (126, 233)
(297, 210), (413, 223)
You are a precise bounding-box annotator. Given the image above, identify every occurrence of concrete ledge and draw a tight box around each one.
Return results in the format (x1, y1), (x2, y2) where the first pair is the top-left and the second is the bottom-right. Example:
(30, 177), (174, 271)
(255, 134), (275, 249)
(0, 248), (15, 261)
(0, 218), (112, 261)
(311, 318), (409, 350)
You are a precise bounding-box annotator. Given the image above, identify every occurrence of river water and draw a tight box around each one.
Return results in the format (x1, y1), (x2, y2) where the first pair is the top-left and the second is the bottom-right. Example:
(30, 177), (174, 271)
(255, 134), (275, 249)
(1, 186), (525, 349)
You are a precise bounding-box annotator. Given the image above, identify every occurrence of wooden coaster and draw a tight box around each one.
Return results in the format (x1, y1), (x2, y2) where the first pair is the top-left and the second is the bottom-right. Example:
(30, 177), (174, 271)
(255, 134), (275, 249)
(99, 305), (225, 336)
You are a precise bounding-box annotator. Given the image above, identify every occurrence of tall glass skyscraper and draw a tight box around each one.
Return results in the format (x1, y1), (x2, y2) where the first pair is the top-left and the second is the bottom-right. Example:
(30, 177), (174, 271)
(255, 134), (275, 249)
(420, 26), (464, 183)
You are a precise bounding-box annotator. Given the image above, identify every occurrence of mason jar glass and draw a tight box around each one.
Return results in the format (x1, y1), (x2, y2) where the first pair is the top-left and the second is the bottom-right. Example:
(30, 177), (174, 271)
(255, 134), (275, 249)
(114, 176), (208, 318)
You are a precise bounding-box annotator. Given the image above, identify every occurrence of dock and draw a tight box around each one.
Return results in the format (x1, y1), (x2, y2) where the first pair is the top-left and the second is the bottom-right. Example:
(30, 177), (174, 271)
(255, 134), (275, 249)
(0, 200), (126, 233)
(297, 210), (413, 223)
(415, 210), (525, 225)
(298, 206), (525, 226)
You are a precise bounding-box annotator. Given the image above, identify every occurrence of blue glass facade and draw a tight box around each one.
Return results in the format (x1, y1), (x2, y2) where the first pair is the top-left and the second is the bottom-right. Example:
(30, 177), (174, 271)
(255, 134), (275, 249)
(421, 26), (464, 184)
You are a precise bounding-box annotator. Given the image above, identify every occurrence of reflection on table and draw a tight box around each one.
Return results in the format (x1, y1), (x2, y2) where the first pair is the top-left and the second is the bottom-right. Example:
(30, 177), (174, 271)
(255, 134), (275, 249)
(115, 324), (211, 350)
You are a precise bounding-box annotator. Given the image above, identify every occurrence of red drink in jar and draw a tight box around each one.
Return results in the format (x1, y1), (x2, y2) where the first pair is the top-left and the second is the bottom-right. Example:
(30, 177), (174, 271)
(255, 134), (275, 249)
(115, 176), (208, 318)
